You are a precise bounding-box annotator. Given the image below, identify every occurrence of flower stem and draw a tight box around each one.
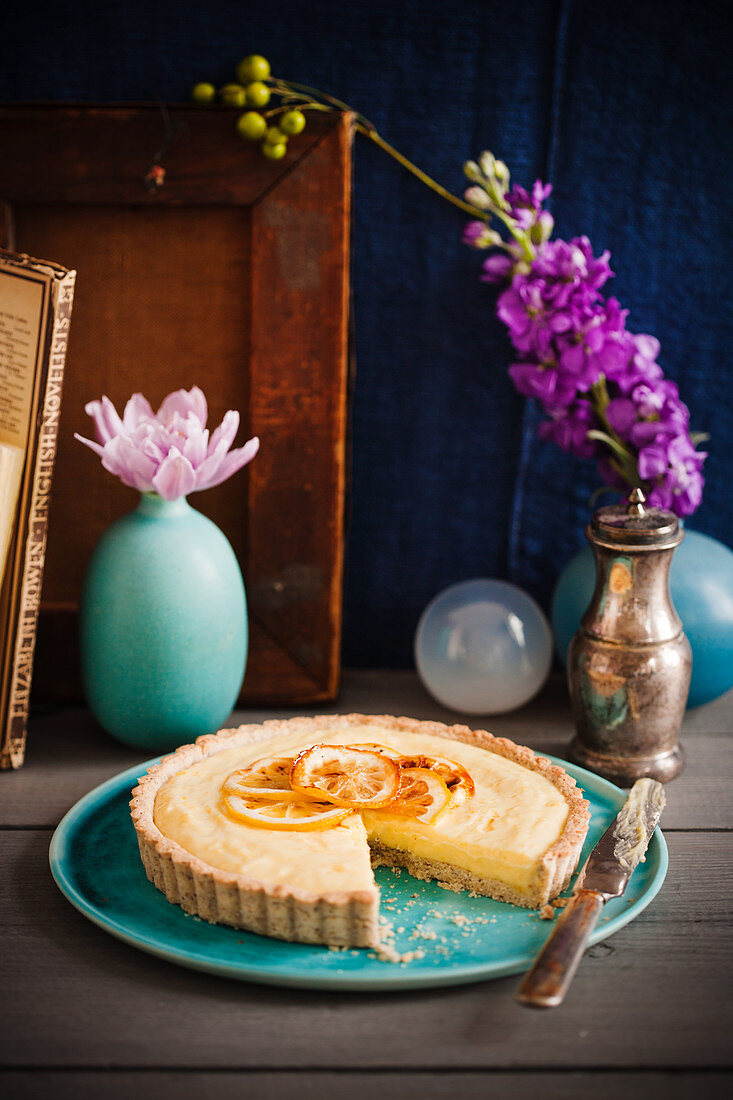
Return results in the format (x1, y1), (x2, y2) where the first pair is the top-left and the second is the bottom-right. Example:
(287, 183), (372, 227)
(355, 124), (489, 219)
(269, 76), (488, 221)
(589, 377), (642, 489)
(490, 205), (535, 261)
(269, 78), (360, 119)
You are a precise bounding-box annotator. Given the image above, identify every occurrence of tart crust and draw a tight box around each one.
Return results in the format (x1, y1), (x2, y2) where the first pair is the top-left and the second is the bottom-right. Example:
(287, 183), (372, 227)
(130, 714), (590, 948)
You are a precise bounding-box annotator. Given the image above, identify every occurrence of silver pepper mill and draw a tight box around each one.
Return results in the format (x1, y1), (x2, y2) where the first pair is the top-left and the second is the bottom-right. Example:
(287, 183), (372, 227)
(567, 488), (691, 785)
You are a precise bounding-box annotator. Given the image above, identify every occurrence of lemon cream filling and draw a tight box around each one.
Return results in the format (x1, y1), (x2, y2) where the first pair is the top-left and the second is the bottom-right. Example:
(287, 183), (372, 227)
(153, 723), (569, 897)
(153, 750), (375, 896)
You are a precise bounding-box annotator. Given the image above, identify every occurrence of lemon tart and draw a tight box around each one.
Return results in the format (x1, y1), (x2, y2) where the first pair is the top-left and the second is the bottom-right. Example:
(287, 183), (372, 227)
(130, 714), (590, 948)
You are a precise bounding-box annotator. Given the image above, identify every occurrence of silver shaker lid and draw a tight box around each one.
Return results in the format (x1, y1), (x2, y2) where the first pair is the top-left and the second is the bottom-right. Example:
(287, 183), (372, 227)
(590, 488), (682, 549)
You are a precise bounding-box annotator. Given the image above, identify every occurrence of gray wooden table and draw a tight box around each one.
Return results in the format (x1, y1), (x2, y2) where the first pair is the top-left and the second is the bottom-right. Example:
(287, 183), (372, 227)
(2, 671), (731, 1100)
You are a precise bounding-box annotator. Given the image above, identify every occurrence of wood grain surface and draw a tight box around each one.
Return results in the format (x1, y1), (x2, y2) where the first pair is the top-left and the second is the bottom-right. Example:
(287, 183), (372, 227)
(1, 671), (731, 1099)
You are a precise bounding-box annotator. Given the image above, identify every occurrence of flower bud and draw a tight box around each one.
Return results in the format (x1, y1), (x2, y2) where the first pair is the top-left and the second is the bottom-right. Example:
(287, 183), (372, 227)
(464, 160), (482, 182)
(493, 160), (510, 187)
(464, 185), (492, 210)
(530, 211), (554, 244)
(487, 179), (509, 210)
(463, 221), (502, 249)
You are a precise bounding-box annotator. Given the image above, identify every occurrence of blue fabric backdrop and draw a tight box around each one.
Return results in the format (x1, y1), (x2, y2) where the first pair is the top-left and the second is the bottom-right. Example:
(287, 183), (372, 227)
(2, 0), (730, 666)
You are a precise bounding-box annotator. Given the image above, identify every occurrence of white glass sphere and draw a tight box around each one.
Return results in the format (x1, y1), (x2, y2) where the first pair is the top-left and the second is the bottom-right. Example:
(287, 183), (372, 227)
(414, 578), (553, 714)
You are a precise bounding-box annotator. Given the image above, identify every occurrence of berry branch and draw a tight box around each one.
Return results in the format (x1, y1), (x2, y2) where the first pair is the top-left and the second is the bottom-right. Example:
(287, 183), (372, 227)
(190, 55), (485, 218)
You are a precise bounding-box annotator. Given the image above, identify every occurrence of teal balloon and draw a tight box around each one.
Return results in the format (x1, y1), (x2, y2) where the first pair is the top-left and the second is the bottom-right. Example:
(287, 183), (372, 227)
(551, 529), (733, 708)
(80, 493), (247, 751)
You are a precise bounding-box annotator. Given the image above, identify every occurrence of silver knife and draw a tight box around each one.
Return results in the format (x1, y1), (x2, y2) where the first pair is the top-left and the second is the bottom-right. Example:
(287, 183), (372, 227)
(516, 777), (666, 1008)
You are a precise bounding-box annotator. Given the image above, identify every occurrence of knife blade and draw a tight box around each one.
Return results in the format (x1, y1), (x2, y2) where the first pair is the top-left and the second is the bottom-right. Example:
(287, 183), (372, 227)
(516, 777), (666, 1008)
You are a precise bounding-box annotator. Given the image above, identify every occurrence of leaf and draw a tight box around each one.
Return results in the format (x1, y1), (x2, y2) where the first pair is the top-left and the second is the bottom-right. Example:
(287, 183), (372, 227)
(586, 429), (635, 465)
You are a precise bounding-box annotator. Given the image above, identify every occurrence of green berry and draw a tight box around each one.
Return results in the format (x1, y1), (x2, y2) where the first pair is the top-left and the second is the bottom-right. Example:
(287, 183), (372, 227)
(245, 81), (271, 107)
(264, 126), (287, 145)
(219, 83), (247, 107)
(236, 111), (267, 141)
(236, 54), (271, 84)
(262, 141), (287, 160)
(280, 109), (306, 136)
(191, 82), (216, 105)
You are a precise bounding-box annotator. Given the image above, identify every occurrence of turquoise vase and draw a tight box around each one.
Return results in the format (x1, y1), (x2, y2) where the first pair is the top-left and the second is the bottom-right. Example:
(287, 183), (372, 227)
(551, 528), (733, 708)
(80, 493), (247, 752)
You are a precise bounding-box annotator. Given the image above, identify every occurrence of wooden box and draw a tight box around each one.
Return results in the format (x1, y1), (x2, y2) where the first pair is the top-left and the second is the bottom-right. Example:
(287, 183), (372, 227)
(0, 104), (353, 705)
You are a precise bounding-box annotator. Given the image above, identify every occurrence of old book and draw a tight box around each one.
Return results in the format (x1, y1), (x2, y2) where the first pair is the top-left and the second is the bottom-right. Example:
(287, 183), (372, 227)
(0, 250), (75, 768)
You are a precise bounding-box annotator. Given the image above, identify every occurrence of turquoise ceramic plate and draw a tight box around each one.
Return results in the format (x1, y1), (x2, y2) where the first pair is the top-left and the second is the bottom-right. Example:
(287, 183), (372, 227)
(49, 756), (668, 991)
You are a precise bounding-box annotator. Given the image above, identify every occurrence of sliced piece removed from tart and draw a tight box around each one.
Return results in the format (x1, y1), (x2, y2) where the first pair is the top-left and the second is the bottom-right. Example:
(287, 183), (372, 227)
(130, 714), (590, 948)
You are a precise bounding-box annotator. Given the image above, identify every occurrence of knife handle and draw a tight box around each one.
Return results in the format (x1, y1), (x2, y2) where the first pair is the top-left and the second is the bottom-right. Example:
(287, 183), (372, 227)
(516, 889), (606, 1008)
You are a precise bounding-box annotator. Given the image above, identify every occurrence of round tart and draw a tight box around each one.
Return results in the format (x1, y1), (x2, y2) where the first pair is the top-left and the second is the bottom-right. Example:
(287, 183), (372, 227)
(130, 714), (590, 948)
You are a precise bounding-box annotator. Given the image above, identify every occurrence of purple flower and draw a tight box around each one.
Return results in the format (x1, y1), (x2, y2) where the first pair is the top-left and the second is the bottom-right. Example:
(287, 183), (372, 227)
(604, 396), (638, 438)
(507, 180), (553, 230)
(603, 331), (664, 394)
(508, 361), (577, 407)
(607, 379), (690, 448)
(497, 241), (623, 395)
(554, 305), (628, 393)
(463, 150), (707, 516)
(463, 220), (490, 247)
(481, 253), (515, 283)
(640, 434), (707, 516)
(537, 399), (600, 458)
(532, 236), (613, 292)
(75, 386), (259, 500)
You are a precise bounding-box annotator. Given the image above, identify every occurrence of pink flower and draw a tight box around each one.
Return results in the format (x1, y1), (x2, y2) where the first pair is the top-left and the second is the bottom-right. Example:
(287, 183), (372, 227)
(75, 386), (259, 500)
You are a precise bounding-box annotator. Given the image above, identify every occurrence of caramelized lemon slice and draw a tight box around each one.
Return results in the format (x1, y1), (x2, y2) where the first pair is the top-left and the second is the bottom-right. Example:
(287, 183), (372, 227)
(222, 756), (299, 801)
(223, 793), (351, 831)
(348, 742), (400, 758)
(387, 767), (452, 823)
(290, 744), (401, 810)
(396, 754), (475, 804)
